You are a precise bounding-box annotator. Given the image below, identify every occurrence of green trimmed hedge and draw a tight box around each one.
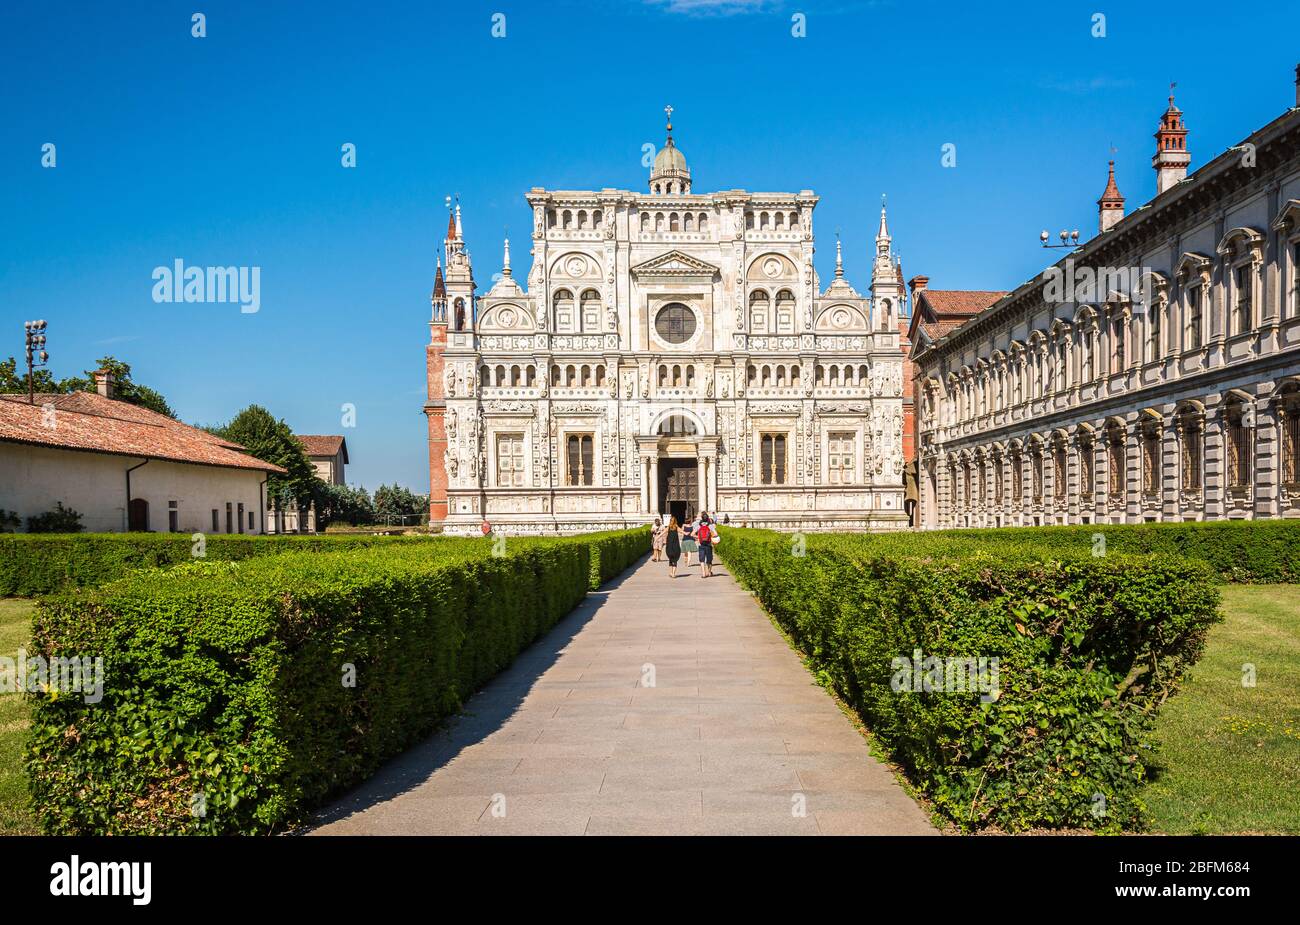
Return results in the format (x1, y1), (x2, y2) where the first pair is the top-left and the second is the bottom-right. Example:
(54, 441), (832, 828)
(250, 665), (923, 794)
(574, 528), (651, 589)
(26, 530), (645, 834)
(0, 532), (443, 596)
(719, 529), (1221, 832)
(935, 520), (1300, 583)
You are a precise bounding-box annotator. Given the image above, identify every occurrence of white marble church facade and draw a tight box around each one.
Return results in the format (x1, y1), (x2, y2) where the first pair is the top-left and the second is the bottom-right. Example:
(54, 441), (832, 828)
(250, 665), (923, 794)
(425, 113), (907, 535)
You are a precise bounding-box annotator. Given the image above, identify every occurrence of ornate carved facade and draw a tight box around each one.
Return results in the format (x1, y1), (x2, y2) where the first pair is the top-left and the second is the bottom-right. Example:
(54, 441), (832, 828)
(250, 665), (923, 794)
(915, 75), (1300, 528)
(425, 115), (907, 534)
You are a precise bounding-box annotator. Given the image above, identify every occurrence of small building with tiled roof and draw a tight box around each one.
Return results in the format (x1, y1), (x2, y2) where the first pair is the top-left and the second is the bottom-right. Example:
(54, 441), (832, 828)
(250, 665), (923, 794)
(0, 373), (285, 534)
(295, 434), (349, 485)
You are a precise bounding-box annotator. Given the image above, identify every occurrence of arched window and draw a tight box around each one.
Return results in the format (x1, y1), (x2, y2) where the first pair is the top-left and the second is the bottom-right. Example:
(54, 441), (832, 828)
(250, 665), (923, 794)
(698, 213), (708, 230)
(775, 289), (796, 334)
(640, 212), (649, 232)
(683, 213), (694, 232)
(580, 289), (601, 332)
(510, 365), (521, 387)
(552, 289), (574, 332)
(670, 212), (680, 232)
(1107, 422), (1125, 500)
(1141, 414), (1162, 498)
(1225, 395), (1253, 490)
(1178, 406), (1203, 492)
(749, 290), (770, 332)
(565, 365), (576, 387)
(655, 212), (665, 231)
(562, 210), (573, 229)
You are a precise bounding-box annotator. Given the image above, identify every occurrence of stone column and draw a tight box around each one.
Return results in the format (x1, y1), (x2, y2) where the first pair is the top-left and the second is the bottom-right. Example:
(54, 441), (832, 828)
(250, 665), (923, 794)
(649, 458), (660, 516)
(697, 456), (707, 514)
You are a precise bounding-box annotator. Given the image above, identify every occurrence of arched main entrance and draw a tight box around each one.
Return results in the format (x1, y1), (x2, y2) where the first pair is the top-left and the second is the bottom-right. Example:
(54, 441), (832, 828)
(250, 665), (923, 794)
(637, 410), (720, 523)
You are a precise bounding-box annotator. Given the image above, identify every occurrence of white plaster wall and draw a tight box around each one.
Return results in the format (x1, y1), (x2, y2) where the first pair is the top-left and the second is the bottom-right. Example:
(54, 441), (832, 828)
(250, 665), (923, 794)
(0, 443), (267, 533)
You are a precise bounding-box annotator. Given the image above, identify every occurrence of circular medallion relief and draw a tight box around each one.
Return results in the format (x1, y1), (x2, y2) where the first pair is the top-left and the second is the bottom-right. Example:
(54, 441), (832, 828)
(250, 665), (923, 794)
(498, 308), (516, 327)
(565, 256), (587, 277)
(762, 257), (783, 278)
(832, 309), (850, 328)
(654, 303), (697, 344)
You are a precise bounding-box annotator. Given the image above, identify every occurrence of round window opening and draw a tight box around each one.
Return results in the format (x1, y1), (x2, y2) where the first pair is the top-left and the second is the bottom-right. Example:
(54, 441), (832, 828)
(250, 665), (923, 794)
(655, 303), (696, 344)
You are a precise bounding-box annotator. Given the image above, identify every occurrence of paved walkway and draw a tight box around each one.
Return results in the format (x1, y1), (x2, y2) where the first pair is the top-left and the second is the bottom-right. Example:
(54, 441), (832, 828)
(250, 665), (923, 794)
(311, 554), (935, 835)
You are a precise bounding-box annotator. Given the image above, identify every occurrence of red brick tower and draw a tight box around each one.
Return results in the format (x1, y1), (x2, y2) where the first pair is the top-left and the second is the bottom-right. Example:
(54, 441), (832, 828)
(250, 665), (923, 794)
(425, 228), (451, 524)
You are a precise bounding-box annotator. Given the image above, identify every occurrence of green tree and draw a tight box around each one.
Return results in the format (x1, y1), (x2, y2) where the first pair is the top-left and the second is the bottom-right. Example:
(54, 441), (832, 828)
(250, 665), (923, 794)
(0, 353), (175, 417)
(0, 356), (60, 394)
(317, 483), (375, 528)
(211, 406), (321, 509)
(372, 483), (429, 524)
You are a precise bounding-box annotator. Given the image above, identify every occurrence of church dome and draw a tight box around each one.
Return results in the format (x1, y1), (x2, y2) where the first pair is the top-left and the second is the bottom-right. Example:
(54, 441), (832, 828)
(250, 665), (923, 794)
(649, 107), (691, 194)
(654, 142), (688, 177)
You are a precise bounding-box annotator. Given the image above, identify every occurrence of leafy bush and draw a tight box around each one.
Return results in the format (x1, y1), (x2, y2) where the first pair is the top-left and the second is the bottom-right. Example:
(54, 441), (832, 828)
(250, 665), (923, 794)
(719, 529), (1222, 831)
(27, 530), (646, 834)
(0, 511), (20, 533)
(936, 520), (1300, 584)
(571, 528), (651, 589)
(25, 503), (83, 534)
(0, 532), (451, 596)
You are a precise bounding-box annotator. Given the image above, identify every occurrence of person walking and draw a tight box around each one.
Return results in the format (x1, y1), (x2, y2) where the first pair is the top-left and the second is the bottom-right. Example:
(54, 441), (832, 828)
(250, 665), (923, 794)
(651, 517), (665, 562)
(696, 513), (719, 578)
(681, 515), (697, 568)
(664, 516), (682, 578)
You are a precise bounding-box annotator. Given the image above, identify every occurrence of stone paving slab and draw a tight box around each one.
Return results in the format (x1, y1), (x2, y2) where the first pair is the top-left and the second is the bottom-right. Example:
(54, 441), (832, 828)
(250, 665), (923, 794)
(311, 554), (935, 836)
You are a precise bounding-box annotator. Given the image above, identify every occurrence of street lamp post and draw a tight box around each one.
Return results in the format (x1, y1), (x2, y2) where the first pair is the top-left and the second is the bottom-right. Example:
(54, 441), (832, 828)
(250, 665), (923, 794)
(23, 320), (49, 405)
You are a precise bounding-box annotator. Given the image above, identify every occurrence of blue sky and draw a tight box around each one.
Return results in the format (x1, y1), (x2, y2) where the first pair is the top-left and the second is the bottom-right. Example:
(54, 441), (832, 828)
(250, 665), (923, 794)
(3, 0), (1298, 491)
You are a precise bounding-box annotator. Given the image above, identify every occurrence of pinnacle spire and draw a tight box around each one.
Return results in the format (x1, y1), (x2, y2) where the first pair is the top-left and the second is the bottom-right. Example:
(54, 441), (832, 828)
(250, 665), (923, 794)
(502, 237), (511, 277)
(835, 233), (844, 279)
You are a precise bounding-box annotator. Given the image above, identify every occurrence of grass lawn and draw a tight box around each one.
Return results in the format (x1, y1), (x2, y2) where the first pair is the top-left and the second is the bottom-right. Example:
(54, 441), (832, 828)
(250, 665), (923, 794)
(1145, 585), (1300, 834)
(0, 598), (37, 835)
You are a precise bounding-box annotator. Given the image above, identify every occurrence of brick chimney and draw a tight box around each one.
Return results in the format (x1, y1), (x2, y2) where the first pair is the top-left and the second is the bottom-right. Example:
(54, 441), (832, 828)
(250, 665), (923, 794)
(94, 369), (114, 399)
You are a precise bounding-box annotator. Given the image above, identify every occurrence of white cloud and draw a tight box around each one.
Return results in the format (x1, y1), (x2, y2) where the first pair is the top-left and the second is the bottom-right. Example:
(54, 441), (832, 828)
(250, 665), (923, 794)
(645, 0), (778, 15)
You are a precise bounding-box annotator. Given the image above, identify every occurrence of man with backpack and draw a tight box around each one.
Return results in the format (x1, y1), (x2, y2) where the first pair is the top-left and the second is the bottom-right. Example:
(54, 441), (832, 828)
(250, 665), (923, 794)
(696, 512), (719, 579)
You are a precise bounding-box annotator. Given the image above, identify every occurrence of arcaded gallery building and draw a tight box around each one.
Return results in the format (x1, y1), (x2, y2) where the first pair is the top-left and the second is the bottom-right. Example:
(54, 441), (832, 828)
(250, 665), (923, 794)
(424, 115), (908, 535)
(914, 70), (1300, 528)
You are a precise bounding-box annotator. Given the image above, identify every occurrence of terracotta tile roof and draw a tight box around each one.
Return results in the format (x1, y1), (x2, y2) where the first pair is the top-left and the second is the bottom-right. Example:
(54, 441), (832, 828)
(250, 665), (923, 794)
(0, 392), (287, 473)
(918, 290), (1009, 317)
(296, 434), (347, 461)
